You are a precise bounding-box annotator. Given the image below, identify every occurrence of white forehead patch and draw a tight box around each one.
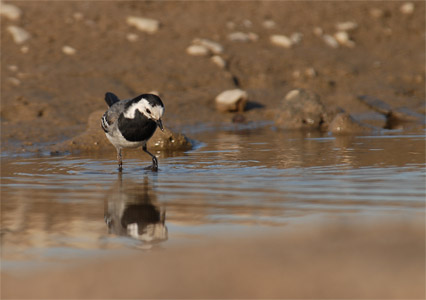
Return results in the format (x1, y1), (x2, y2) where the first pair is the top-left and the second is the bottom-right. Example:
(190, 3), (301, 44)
(123, 98), (149, 119)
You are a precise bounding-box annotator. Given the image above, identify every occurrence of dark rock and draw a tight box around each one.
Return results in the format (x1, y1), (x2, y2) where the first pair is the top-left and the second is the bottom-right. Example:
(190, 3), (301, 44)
(274, 89), (328, 131)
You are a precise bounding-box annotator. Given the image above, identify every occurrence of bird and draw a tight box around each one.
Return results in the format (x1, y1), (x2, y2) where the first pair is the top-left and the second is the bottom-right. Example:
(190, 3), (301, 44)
(101, 92), (165, 172)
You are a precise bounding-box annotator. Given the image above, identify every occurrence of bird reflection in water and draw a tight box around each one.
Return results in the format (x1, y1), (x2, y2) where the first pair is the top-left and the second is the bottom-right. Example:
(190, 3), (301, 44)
(104, 173), (167, 245)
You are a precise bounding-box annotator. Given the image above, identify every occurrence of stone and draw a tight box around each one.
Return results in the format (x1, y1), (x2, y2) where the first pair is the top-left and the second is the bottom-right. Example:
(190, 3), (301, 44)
(274, 89), (328, 130)
(329, 112), (372, 134)
(313, 27), (323, 36)
(228, 32), (258, 42)
(7, 26), (30, 44)
(210, 55), (227, 69)
(290, 32), (303, 44)
(334, 31), (355, 47)
(0, 2), (21, 20)
(335, 21), (358, 32)
(215, 89), (248, 112)
(322, 34), (339, 48)
(148, 127), (192, 151)
(192, 38), (223, 54)
(400, 2), (414, 15)
(126, 16), (160, 33)
(186, 44), (209, 56)
(50, 110), (192, 153)
(126, 33), (139, 42)
(62, 45), (77, 55)
(270, 34), (293, 48)
(262, 20), (276, 29)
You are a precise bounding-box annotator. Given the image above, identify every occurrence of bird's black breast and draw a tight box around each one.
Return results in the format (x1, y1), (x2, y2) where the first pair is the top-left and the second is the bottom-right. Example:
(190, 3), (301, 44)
(118, 111), (157, 142)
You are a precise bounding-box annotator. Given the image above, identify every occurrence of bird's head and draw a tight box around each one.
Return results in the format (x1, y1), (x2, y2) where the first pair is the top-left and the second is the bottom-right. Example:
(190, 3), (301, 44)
(125, 94), (165, 131)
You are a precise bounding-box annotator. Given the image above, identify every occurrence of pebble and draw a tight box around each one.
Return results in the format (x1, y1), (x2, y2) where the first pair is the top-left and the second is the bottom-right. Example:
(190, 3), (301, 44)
(126, 33), (139, 42)
(0, 2), (21, 20)
(7, 77), (20, 86)
(20, 46), (29, 53)
(290, 32), (303, 44)
(228, 31), (258, 42)
(7, 26), (31, 44)
(126, 16), (160, 34)
(215, 89), (248, 112)
(8, 65), (18, 72)
(62, 45), (77, 55)
(262, 20), (276, 29)
(335, 21), (358, 32)
(73, 12), (84, 21)
(192, 38), (223, 54)
(274, 89), (328, 131)
(210, 55), (227, 69)
(400, 2), (414, 15)
(270, 34), (293, 48)
(369, 8), (385, 19)
(334, 31), (355, 47)
(186, 44), (209, 56)
(322, 34), (339, 48)
(226, 21), (236, 30)
(313, 27), (323, 36)
(243, 19), (252, 28)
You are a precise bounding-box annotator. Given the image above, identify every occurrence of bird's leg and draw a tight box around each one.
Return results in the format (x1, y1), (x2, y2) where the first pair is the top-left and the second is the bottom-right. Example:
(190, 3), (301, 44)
(142, 144), (158, 171)
(117, 148), (123, 172)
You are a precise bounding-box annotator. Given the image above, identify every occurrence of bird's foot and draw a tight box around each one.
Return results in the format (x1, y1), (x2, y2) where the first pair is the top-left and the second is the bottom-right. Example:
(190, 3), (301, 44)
(144, 157), (158, 172)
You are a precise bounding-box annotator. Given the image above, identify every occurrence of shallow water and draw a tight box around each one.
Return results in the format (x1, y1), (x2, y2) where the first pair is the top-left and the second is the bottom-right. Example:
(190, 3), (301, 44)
(1, 128), (425, 268)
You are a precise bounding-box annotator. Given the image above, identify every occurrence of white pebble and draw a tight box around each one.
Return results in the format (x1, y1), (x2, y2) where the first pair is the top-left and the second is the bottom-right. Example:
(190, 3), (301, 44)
(186, 44), (209, 56)
(400, 2), (414, 15)
(0, 2), (21, 20)
(126, 16), (160, 34)
(290, 32), (303, 44)
(228, 31), (258, 42)
(335, 21), (358, 32)
(215, 89), (248, 112)
(211, 55), (227, 69)
(262, 20), (276, 29)
(126, 33), (139, 42)
(334, 31), (355, 47)
(270, 34), (293, 48)
(192, 38), (223, 54)
(322, 34), (339, 48)
(7, 26), (31, 44)
(62, 45), (77, 55)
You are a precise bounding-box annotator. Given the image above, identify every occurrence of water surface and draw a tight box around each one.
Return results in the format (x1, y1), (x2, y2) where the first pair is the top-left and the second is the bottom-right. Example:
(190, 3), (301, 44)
(1, 128), (425, 268)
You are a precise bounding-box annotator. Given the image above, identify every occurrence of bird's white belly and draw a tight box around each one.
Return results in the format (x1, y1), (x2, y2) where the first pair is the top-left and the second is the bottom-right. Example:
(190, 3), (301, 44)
(106, 131), (145, 149)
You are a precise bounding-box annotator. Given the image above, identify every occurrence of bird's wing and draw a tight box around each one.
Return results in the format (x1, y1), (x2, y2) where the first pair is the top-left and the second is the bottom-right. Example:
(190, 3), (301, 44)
(101, 99), (131, 133)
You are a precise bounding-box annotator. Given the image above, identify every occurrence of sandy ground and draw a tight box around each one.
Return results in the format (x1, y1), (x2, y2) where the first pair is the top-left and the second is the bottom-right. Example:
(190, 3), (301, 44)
(2, 218), (425, 299)
(1, 2), (425, 299)
(1, 1), (425, 153)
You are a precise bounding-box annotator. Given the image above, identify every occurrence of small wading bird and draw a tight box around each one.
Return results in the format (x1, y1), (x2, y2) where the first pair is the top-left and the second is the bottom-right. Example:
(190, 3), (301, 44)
(101, 92), (165, 172)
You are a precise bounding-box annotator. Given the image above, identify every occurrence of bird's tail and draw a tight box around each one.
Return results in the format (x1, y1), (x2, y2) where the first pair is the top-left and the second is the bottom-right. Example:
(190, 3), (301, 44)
(105, 92), (120, 107)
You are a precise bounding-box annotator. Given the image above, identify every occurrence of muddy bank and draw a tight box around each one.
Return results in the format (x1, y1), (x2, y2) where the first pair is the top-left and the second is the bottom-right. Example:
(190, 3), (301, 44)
(2, 218), (424, 299)
(1, 1), (425, 153)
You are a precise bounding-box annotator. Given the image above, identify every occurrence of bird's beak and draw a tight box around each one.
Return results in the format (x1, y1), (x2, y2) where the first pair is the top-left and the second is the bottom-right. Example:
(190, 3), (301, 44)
(157, 119), (164, 131)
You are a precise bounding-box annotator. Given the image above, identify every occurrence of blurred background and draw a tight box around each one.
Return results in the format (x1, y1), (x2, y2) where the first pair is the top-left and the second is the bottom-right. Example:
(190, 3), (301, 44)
(1, 1), (425, 299)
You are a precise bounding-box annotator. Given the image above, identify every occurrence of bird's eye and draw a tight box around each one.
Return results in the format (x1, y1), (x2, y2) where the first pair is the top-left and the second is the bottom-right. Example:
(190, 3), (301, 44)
(146, 109), (151, 114)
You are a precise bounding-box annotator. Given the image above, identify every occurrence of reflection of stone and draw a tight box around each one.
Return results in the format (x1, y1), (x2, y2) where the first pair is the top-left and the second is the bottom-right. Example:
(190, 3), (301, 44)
(105, 175), (167, 243)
